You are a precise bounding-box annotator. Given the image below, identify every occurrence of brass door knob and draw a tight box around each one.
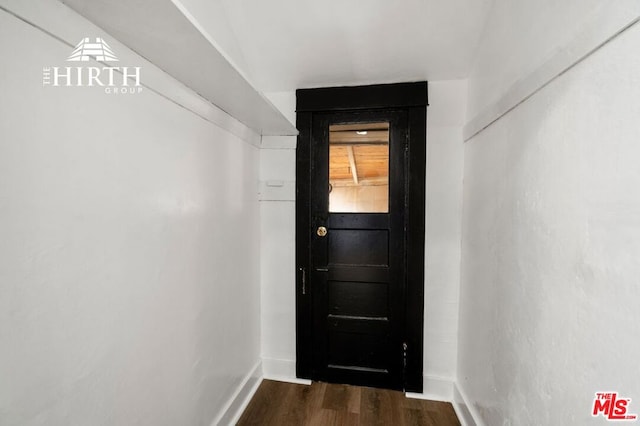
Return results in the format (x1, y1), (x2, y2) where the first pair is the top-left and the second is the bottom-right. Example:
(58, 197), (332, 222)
(316, 226), (327, 237)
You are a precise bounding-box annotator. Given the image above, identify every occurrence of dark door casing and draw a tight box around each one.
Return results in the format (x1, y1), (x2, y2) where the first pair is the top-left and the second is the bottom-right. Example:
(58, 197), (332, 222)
(296, 82), (427, 392)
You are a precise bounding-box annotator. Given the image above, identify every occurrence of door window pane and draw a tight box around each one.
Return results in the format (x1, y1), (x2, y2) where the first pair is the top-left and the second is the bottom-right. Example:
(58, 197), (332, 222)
(329, 122), (389, 213)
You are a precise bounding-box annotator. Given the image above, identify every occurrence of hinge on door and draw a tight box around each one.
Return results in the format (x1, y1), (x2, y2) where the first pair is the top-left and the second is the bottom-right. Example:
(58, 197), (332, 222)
(404, 131), (410, 154)
(402, 342), (408, 391)
(403, 342), (408, 368)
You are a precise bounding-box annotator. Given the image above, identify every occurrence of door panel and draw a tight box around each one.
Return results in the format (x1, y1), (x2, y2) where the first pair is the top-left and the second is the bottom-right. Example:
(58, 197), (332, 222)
(327, 280), (388, 317)
(328, 229), (388, 266)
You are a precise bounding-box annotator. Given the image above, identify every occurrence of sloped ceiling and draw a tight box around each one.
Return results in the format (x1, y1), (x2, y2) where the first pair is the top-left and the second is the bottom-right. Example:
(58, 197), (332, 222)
(59, 0), (298, 134)
(176, 0), (495, 91)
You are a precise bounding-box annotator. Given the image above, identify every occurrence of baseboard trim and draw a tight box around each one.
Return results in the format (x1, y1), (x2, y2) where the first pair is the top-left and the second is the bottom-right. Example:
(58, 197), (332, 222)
(212, 360), (263, 426)
(452, 382), (485, 426)
(405, 375), (453, 402)
(262, 357), (311, 385)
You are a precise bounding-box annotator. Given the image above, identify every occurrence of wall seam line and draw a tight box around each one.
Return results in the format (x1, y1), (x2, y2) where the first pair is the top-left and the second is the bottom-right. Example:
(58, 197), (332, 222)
(463, 13), (640, 142)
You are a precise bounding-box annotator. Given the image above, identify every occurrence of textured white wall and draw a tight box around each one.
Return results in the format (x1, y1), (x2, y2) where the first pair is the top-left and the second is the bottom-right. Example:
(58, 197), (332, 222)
(260, 84), (465, 399)
(0, 5), (261, 425)
(459, 18), (640, 426)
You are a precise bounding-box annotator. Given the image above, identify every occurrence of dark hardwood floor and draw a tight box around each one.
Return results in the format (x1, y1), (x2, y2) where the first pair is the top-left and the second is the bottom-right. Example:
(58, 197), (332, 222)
(237, 380), (460, 426)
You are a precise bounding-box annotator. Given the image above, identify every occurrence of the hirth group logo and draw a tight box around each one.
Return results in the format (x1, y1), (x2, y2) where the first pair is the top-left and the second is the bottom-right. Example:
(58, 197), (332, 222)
(592, 392), (638, 421)
(43, 37), (142, 94)
(67, 37), (118, 62)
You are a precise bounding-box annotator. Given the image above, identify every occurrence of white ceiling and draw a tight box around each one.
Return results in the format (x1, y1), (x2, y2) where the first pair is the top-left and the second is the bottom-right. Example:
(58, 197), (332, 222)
(177, 0), (495, 92)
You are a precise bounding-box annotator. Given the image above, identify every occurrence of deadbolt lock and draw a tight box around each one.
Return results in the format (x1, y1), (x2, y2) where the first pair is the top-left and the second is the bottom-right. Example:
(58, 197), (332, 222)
(316, 226), (327, 237)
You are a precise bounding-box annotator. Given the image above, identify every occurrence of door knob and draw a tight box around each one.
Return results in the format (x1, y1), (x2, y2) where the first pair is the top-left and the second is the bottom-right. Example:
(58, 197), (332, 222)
(316, 226), (327, 237)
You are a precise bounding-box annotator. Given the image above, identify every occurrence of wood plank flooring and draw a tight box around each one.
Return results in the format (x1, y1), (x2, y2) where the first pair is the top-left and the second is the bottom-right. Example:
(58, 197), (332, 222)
(237, 380), (460, 426)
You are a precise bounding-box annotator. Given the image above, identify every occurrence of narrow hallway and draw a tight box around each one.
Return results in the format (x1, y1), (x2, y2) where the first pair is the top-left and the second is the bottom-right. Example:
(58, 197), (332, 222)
(2, 1), (639, 425)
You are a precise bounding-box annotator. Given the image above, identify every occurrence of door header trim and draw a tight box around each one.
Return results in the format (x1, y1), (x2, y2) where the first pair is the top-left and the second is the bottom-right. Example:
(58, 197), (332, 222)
(296, 82), (428, 112)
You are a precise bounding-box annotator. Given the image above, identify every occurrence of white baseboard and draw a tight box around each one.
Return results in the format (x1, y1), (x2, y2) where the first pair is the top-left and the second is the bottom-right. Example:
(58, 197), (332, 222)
(212, 360), (263, 426)
(406, 375), (454, 402)
(262, 357), (311, 385)
(452, 382), (484, 426)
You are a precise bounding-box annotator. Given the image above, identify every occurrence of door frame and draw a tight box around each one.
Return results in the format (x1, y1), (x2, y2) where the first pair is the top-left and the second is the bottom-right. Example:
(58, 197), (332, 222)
(295, 82), (428, 393)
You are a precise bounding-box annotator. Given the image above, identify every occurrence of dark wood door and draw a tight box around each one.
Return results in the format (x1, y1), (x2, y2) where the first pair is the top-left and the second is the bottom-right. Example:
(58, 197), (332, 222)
(296, 82), (427, 393)
(309, 110), (406, 389)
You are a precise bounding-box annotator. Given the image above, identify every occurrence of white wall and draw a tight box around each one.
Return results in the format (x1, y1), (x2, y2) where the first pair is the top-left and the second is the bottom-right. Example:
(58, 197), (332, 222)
(260, 84), (466, 399)
(458, 13), (640, 426)
(0, 3), (261, 425)
(259, 93), (298, 380)
(423, 80), (466, 399)
(258, 139), (297, 378)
